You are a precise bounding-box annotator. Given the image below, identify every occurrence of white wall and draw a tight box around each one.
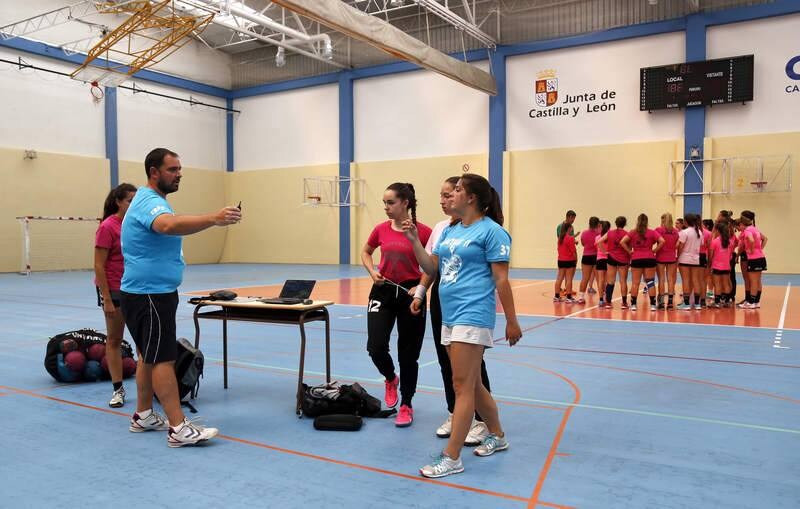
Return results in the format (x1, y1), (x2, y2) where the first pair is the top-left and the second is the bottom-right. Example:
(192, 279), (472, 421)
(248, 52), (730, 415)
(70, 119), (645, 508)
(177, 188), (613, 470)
(706, 14), (800, 137)
(0, 47), (105, 157)
(354, 64), (490, 162)
(507, 32), (686, 150)
(233, 84), (339, 170)
(0, 0), (231, 89)
(118, 79), (227, 170)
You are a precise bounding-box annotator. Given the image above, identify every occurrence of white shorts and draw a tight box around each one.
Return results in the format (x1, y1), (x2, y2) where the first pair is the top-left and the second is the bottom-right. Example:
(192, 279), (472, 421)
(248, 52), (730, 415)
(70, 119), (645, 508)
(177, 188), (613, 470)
(441, 325), (494, 349)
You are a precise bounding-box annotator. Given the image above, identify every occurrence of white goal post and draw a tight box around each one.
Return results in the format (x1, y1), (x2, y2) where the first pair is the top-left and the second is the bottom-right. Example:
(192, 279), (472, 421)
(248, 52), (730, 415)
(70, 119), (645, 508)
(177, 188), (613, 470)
(16, 216), (101, 275)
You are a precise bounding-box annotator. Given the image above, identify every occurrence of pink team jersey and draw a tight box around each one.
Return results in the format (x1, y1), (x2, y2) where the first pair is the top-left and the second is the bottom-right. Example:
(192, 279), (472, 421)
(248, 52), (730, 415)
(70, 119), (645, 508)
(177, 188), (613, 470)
(557, 235), (578, 261)
(655, 226), (679, 263)
(626, 228), (662, 260)
(580, 229), (598, 256)
(367, 221), (432, 283)
(606, 228), (630, 263)
(709, 237), (734, 270)
(699, 228), (712, 254)
(94, 215), (124, 290)
(595, 234), (608, 261)
(744, 226), (765, 259)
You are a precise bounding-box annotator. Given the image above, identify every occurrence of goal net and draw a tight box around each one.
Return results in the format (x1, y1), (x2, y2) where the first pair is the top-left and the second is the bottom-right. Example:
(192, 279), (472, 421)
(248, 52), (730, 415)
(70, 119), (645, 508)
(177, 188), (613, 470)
(16, 216), (100, 275)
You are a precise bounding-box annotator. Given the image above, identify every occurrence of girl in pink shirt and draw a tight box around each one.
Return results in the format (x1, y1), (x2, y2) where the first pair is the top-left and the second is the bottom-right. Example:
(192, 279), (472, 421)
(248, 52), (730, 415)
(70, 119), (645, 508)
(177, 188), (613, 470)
(595, 221), (611, 308)
(620, 213), (665, 311)
(362, 183), (432, 426)
(600, 216), (631, 309)
(577, 216), (600, 304)
(94, 183), (136, 408)
(655, 212), (679, 309)
(708, 223), (734, 307)
(739, 214), (768, 309)
(555, 222), (579, 303)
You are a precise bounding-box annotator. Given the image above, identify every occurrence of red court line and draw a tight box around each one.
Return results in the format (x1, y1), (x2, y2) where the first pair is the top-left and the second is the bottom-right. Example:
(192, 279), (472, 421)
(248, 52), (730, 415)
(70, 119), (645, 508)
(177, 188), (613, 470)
(0, 383), (572, 509)
(490, 361), (581, 509)
(510, 345), (800, 369)
(557, 359), (800, 404)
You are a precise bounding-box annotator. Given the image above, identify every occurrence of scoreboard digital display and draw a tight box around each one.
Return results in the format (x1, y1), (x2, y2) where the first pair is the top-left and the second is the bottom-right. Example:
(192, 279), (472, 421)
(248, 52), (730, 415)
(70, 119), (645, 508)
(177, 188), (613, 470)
(640, 54), (754, 111)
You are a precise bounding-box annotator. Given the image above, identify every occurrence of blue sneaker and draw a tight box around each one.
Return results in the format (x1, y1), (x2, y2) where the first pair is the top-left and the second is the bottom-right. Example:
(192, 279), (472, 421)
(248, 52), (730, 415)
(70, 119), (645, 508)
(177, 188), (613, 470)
(420, 452), (464, 478)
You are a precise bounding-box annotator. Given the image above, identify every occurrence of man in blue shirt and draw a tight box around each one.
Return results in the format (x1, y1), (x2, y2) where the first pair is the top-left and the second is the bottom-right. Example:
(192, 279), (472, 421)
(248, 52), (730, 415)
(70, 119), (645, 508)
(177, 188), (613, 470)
(121, 148), (241, 448)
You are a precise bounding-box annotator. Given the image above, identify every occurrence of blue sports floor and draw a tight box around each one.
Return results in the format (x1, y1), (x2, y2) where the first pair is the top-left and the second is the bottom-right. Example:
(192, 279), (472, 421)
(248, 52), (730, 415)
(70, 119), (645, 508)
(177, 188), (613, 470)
(1, 264), (798, 508)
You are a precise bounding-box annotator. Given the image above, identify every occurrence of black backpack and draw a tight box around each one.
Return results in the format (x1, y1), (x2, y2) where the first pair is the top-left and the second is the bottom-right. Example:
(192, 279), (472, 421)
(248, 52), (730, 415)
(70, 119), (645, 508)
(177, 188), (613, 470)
(301, 381), (395, 419)
(174, 338), (204, 410)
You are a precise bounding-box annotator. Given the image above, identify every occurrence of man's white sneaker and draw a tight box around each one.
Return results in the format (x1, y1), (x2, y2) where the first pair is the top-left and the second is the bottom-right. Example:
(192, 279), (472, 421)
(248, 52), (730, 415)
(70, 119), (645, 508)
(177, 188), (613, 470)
(436, 414), (453, 438)
(109, 387), (126, 408)
(167, 418), (218, 448)
(419, 452), (464, 478)
(464, 420), (489, 446)
(129, 410), (170, 432)
(474, 433), (509, 457)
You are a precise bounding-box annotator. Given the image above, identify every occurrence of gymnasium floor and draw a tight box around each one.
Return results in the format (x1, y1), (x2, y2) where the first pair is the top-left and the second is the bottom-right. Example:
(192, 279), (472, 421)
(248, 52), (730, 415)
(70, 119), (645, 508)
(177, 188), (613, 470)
(1, 264), (798, 508)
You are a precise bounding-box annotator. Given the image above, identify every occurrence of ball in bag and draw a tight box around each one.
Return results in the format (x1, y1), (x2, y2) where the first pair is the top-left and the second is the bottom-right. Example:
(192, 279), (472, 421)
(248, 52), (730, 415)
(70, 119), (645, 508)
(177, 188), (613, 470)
(60, 338), (78, 354)
(87, 343), (105, 362)
(122, 357), (137, 378)
(83, 360), (103, 382)
(64, 350), (86, 373)
(56, 354), (81, 383)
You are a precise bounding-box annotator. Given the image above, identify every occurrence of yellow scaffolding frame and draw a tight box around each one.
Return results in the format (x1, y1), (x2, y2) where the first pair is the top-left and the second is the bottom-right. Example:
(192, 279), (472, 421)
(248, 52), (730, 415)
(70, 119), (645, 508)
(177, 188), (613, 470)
(71, 0), (214, 85)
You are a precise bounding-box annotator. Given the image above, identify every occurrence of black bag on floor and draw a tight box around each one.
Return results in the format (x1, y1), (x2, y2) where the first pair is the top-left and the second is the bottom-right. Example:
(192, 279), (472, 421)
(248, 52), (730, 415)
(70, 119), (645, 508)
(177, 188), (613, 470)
(175, 338), (204, 402)
(302, 381), (395, 419)
(313, 414), (363, 431)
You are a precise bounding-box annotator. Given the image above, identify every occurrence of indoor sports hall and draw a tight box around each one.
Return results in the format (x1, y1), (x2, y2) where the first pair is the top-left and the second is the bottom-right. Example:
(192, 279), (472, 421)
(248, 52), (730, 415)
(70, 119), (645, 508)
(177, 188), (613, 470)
(1, 1), (798, 508)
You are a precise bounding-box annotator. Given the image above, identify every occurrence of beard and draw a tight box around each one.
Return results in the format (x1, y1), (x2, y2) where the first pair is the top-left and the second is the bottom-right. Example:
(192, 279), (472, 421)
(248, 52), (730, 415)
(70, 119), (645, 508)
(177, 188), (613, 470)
(157, 178), (179, 195)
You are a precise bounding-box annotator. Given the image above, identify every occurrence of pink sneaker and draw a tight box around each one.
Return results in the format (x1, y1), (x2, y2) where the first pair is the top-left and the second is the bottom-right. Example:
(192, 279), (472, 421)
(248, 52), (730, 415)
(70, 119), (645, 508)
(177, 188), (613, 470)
(384, 376), (399, 408)
(395, 404), (413, 427)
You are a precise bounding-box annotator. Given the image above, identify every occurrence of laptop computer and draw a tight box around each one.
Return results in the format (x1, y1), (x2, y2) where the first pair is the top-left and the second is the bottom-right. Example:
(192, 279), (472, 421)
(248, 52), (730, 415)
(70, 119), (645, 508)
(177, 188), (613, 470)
(258, 280), (316, 305)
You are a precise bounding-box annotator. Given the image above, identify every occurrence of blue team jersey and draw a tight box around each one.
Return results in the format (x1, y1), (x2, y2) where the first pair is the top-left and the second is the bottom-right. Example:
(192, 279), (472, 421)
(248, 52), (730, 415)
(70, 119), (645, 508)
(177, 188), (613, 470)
(120, 187), (184, 294)
(433, 216), (512, 329)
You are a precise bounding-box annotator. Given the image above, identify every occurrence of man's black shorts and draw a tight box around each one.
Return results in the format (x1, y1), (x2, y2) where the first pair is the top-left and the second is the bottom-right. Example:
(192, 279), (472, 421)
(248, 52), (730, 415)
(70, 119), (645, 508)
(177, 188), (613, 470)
(120, 291), (178, 364)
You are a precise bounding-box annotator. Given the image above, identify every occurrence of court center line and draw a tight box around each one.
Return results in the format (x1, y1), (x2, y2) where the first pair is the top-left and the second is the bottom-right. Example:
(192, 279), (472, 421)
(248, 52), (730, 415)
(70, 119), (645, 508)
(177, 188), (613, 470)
(209, 358), (799, 434)
(774, 283), (791, 349)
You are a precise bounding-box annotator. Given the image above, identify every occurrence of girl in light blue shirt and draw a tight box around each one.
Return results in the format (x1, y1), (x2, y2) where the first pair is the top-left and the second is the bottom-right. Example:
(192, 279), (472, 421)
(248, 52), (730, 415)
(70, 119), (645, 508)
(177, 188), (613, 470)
(403, 173), (522, 479)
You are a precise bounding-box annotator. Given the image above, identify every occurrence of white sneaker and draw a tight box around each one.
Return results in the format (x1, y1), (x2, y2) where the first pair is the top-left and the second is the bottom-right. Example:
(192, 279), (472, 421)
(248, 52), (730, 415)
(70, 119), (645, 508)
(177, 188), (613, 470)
(109, 386), (126, 408)
(464, 420), (489, 446)
(129, 410), (170, 432)
(436, 414), (453, 438)
(420, 452), (464, 478)
(167, 418), (218, 448)
(474, 433), (509, 457)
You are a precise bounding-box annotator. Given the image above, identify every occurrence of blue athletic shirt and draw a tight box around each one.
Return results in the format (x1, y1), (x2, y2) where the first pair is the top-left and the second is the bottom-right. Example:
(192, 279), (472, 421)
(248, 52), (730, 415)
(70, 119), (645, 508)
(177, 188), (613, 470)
(120, 187), (184, 294)
(432, 216), (511, 329)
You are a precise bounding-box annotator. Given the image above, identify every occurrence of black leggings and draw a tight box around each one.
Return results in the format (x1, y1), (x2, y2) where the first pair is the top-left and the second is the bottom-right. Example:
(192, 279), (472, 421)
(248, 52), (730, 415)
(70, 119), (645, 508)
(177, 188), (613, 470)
(366, 280), (426, 407)
(430, 277), (491, 415)
(729, 253), (737, 297)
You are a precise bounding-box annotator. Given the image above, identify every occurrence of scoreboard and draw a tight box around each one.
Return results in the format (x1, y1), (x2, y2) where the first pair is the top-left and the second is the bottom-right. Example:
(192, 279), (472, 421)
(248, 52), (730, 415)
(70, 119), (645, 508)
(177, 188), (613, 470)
(640, 54), (754, 111)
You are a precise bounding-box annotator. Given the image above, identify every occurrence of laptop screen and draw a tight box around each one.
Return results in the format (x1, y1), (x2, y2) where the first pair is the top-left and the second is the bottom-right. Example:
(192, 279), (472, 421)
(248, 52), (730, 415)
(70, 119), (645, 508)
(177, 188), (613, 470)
(279, 280), (316, 299)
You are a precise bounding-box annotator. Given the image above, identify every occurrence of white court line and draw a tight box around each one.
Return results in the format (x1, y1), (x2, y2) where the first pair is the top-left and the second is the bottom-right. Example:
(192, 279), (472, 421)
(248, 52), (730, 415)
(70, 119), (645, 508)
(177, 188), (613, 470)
(774, 283), (792, 349)
(510, 280), (552, 290)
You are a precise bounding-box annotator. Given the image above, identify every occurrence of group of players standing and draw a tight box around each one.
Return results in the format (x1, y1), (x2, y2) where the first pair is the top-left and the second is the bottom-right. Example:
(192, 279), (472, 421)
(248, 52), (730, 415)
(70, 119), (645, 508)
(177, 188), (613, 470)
(555, 209), (768, 311)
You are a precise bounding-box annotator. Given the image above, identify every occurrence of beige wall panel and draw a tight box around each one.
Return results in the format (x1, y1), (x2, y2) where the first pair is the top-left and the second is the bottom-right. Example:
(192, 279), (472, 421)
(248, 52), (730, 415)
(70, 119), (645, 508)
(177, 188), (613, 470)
(508, 141), (681, 268)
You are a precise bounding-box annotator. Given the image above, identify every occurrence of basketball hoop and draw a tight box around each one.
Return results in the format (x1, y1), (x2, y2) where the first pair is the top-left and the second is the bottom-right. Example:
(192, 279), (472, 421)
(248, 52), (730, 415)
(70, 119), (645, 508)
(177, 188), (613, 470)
(750, 181), (768, 192)
(90, 81), (104, 104)
(306, 195), (322, 206)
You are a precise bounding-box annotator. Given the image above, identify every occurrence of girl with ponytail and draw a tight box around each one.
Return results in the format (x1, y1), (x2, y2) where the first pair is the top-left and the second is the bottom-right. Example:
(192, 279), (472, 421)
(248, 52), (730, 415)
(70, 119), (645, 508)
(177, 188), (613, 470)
(402, 173), (520, 479)
(361, 182), (431, 428)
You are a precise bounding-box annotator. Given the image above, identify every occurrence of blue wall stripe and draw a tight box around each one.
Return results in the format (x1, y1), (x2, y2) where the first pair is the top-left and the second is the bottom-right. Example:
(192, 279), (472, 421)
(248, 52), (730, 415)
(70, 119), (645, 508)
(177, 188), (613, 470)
(338, 73), (354, 264)
(104, 87), (118, 188)
(488, 49), (506, 202)
(226, 97), (234, 172)
(0, 36), (228, 97)
(682, 14), (707, 216)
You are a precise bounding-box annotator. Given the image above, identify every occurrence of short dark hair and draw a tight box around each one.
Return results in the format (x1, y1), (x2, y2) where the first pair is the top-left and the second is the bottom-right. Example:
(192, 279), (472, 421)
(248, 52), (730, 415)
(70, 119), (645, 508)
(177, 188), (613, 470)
(566, 210), (576, 218)
(144, 148), (179, 178)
